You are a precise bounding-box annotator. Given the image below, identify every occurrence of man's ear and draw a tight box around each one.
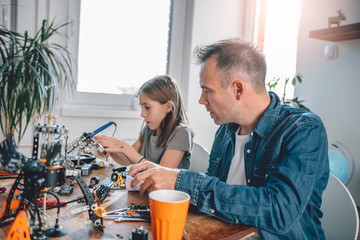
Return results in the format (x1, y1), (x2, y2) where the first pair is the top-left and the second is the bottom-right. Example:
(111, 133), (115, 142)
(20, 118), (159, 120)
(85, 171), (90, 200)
(166, 100), (174, 113)
(233, 80), (243, 100)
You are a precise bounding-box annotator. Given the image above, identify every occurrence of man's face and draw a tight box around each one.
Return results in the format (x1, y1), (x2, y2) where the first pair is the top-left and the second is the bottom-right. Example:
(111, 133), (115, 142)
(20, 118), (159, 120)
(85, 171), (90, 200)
(198, 58), (235, 125)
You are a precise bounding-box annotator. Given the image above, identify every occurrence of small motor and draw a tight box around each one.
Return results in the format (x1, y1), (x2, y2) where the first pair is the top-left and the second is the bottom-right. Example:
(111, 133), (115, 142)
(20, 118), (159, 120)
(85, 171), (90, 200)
(129, 226), (148, 240)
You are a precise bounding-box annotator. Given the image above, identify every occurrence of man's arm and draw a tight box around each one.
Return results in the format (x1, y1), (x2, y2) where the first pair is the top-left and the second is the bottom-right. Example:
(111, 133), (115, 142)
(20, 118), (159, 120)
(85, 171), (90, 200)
(129, 121), (329, 234)
(176, 122), (329, 234)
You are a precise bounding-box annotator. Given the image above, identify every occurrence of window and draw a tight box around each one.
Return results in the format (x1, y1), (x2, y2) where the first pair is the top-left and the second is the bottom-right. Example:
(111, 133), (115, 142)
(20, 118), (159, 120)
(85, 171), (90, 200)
(63, 0), (190, 117)
(78, 0), (171, 95)
(253, 0), (303, 98)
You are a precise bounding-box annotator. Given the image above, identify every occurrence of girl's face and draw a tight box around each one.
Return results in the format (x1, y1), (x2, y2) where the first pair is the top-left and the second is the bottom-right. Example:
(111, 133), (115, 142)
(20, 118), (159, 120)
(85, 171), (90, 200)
(139, 92), (172, 135)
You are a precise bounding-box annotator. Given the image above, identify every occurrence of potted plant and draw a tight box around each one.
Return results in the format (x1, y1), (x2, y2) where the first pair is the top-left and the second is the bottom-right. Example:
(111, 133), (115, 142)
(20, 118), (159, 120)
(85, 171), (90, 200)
(0, 20), (75, 170)
(0, 19), (75, 143)
(266, 73), (309, 110)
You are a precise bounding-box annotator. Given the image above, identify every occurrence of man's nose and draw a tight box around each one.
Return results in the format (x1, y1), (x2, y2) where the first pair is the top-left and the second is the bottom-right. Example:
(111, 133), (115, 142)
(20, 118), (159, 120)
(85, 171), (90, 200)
(199, 92), (207, 105)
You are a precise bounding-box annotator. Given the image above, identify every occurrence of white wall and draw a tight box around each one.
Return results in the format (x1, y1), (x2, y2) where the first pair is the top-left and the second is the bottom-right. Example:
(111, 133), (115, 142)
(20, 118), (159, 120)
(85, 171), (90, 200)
(185, 0), (246, 151)
(296, 0), (360, 204)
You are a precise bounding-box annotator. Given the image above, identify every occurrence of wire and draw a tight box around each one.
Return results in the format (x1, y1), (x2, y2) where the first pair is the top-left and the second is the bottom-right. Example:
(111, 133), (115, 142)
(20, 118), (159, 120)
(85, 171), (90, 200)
(45, 196), (85, 210)
(111, 122), (117, 137)
(33, 190), (43, 231)
(40, 191), (61, 225)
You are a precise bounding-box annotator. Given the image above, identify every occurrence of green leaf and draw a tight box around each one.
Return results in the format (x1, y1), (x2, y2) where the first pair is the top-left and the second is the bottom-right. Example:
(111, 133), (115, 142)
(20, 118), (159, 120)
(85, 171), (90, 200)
(296, 74), (303, 83)
(267, 73), (308, 110)
(0, 19), (76, 142)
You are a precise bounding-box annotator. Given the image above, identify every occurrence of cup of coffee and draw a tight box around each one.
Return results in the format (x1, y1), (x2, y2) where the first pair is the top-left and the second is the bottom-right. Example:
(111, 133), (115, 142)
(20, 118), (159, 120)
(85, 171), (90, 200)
(149, 190), (190, 240)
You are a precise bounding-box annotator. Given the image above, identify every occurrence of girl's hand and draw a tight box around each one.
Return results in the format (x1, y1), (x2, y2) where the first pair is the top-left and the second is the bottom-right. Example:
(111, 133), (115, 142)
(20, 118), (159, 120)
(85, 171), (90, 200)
(94, 135), (129, 154)
(94, 135), (142, 164)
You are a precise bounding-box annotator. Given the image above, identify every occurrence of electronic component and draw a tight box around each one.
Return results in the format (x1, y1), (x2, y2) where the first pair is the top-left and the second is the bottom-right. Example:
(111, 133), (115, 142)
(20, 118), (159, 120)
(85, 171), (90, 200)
(37, 199), (67, 208)
(106, 167), (127, 190)
(0, 120), (114, 239)
(129, 226), (148, 240)
(0, 122), (70, 240)
(66, 121), (116, 156)
(94, 185), (111, 203)
(89, 176), (101, 188)
(72, 158), (108, 176)
(0, 111), (112, 240)
(69, 154), (96, 165)
(59, 186), (74, 195)
(67, 132), (108, 156)
(81, 163), (96, 176)
(0, 135), (28, 174)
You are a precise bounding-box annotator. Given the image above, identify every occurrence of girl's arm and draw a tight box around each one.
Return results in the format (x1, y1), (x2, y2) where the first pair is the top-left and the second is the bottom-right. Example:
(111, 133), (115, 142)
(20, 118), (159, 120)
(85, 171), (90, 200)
(159, 149), (185, 168)
(129, 138), (186, 167)
(132, 138), (142, 153)
(94, 135), (143, 165)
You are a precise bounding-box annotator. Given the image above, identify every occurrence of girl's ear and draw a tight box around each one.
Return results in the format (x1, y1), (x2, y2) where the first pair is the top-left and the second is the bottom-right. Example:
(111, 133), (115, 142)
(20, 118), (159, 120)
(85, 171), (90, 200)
(165, 100), (174, 113)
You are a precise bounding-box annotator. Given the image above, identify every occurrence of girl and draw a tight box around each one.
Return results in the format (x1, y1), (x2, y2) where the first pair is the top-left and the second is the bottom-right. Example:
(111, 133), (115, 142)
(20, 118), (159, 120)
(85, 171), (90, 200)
(95, 75), (193, 169)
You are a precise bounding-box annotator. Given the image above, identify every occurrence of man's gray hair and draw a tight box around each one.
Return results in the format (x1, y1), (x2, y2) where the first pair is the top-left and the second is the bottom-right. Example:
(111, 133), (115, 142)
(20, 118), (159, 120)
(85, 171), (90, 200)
(193, 38), (267, 93)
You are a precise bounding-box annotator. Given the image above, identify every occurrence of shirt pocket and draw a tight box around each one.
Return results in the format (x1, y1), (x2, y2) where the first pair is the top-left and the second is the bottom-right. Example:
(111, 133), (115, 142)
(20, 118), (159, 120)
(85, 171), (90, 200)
(207, 152), (222, 176)
(252, 164), (277, 187)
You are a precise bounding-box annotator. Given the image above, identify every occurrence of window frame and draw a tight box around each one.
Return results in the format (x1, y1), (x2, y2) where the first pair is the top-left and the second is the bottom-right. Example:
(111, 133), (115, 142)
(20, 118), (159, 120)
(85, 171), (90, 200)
(251, 0), (302, 99)
(62, 0), (192, 118)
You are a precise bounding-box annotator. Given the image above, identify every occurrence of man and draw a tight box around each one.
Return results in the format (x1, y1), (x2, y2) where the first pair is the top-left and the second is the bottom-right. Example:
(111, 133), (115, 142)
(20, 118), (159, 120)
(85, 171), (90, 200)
(129, 38), (329, 239)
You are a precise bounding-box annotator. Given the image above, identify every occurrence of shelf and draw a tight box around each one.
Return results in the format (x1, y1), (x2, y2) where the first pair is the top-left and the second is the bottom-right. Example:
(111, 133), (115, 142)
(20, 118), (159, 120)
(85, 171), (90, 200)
(309, 23), (360, 42)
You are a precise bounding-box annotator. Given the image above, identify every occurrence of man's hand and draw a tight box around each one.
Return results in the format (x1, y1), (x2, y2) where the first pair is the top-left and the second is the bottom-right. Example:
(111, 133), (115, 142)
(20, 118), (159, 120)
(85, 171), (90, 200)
(128, 161), (180, 196)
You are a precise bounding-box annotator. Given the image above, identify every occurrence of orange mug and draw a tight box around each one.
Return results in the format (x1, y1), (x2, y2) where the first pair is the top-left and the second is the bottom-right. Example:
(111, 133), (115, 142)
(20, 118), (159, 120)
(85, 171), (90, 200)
(149, 190), (190, 240)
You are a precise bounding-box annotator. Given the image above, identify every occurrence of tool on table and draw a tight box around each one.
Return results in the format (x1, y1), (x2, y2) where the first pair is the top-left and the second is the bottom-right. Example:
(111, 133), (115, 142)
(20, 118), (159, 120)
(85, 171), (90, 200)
(102, 204), (150, 222)
(67, 121), (117, 156)
(68, 154), (108, 176)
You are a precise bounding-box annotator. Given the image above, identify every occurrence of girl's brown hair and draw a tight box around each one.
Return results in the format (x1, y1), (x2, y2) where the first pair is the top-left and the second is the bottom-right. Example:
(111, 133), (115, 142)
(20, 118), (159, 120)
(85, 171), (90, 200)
(138, 75), (192, 147)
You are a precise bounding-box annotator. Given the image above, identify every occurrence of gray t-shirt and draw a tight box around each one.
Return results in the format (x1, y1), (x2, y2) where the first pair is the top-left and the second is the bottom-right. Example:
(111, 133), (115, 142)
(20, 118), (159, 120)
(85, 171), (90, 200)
(139, 124), (193, 169)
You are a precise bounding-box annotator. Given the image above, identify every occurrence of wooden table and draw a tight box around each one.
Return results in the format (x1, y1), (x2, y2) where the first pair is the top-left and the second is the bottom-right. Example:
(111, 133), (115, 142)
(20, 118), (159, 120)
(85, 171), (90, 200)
(0, 167), (256, 240)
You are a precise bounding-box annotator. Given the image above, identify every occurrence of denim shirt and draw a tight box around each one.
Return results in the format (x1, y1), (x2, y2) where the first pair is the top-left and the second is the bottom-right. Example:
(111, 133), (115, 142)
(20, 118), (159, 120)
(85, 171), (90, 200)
(176, 92), (329, 239)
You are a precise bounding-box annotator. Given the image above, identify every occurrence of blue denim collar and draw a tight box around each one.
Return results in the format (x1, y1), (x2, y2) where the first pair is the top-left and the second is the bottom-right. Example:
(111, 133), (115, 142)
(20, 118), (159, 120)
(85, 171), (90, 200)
(252, 91), (281, 139)
(224, 91), (281, 139)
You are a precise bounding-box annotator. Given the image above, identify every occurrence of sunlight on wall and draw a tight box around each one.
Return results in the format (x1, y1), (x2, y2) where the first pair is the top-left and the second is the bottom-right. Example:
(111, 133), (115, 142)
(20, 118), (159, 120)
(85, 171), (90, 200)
(256, 0), (303, 98)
